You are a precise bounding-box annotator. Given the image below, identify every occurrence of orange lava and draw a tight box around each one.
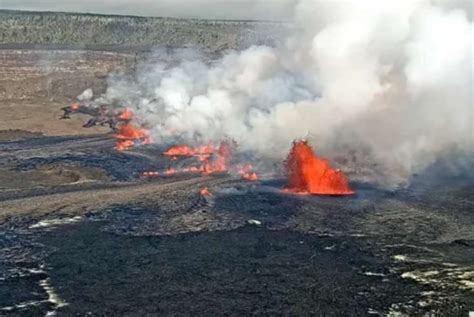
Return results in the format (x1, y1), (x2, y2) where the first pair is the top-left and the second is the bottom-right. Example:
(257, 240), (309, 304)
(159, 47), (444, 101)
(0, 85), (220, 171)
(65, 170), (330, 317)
(239, 164), (258, 181)
(181, 166), (200, 173)
(116, 140), (135, 151)
(284, 140), (354, 195)
(201, 141), (232, 174)
(200, 187), (212, 196)
(143, 171), (160, 177)
(114, 123), (151, 151)
(243, 172), (258, 181)
(70, 103), (80, 110)
(164, 144), (214, 156)
(143, 141), (261, 180)
(117, 108), (134, 121)
(164, 144), (215, 161)
(164, 167), (177, 176)
(162, 141), (233, 175)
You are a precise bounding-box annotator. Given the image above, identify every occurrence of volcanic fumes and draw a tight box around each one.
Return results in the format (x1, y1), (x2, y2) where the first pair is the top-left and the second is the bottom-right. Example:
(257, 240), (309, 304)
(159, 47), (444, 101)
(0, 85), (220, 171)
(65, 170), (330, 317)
(285, 140), (354, 195)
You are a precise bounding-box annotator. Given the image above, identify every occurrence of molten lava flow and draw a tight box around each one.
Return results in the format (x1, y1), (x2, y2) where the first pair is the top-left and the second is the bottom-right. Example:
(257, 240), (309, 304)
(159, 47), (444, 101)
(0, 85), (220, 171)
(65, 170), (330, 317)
(239, 164), (258, 181)
(162, 141), (233, 175)
(181, 166), (200, 173)
(114, 123), (151, 151)
(142, 140), (260, 180)
(116, 140), (135, 151)
(70, 103), (80, 110)
(117, 108), (134, 121)
(285, 140), (354, 195)
(164, 167), (177, 176)
(200, 187), (212, 196)
(201, 141), (232, 174)
(163, 144), (215, 161)
(143, 171), (159, 177)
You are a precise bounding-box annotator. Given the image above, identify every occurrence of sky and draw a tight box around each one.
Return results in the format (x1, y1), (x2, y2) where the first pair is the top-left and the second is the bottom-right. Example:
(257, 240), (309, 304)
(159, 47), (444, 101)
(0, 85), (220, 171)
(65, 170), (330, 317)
(0, 0), (297, 20)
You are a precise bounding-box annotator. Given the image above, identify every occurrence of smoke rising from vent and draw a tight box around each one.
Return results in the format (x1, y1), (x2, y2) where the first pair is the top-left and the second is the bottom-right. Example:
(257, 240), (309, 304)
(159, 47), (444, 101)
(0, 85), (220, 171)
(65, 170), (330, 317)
(99, 0), (473, 185)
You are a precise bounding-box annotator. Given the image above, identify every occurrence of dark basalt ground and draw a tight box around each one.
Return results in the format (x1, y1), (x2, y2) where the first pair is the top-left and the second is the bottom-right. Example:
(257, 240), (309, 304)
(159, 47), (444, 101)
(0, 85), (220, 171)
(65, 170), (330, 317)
(0, 133), (473, 316)
(24, 221), (421, 316)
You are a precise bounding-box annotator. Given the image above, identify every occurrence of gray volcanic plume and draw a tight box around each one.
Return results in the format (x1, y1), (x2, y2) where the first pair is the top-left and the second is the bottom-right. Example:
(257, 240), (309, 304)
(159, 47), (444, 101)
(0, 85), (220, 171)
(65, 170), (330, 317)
(99, 0), (473, 185)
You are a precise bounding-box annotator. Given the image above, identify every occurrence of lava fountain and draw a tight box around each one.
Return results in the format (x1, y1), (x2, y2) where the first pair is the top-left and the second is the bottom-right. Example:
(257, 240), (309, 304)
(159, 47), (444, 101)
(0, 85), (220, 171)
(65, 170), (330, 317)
(285, 140), (354, 195)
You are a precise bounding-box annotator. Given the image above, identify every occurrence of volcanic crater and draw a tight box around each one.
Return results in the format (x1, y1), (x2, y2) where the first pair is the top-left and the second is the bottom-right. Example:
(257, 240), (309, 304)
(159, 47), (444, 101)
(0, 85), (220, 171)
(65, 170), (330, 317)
(0, 9), (473, 317)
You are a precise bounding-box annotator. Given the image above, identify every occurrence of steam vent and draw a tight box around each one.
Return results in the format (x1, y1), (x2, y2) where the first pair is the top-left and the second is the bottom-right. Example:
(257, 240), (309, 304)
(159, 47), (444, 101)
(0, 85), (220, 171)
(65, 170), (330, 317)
(0, 3), (473, 316)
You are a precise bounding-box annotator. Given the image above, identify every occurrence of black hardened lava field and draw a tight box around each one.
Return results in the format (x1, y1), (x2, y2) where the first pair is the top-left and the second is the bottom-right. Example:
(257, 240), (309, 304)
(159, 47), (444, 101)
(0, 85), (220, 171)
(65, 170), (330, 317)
(0, 134), (473, 316)
(0, 4), (473, 317)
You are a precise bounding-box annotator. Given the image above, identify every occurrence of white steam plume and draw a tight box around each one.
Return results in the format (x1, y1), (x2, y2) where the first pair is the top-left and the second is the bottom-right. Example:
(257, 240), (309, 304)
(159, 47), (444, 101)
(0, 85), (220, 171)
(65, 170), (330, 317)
(102, 0), (473, 185)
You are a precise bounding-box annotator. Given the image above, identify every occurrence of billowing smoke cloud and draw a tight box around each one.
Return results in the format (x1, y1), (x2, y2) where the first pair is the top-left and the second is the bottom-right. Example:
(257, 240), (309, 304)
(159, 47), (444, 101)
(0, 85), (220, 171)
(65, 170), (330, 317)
(101, 0), (473, 185)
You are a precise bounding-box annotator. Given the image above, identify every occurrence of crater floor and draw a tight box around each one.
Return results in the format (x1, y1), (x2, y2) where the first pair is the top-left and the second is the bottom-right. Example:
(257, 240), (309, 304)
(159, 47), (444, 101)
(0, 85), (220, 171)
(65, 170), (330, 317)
(0, 132), (472, 316)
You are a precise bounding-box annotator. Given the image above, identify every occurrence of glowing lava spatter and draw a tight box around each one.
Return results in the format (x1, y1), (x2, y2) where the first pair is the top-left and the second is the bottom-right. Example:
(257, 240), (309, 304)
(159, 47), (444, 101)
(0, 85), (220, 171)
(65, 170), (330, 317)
(284, 140), (354, 195)
(200, 187), (212, 196)
(114, 123), (151, 151)
(239, 164), (258, 181)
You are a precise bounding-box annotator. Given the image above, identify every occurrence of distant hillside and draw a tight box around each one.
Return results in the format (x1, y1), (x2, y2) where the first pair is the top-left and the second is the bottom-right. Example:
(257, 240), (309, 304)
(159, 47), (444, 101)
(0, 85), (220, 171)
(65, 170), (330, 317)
(0, 10), (286, 52)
